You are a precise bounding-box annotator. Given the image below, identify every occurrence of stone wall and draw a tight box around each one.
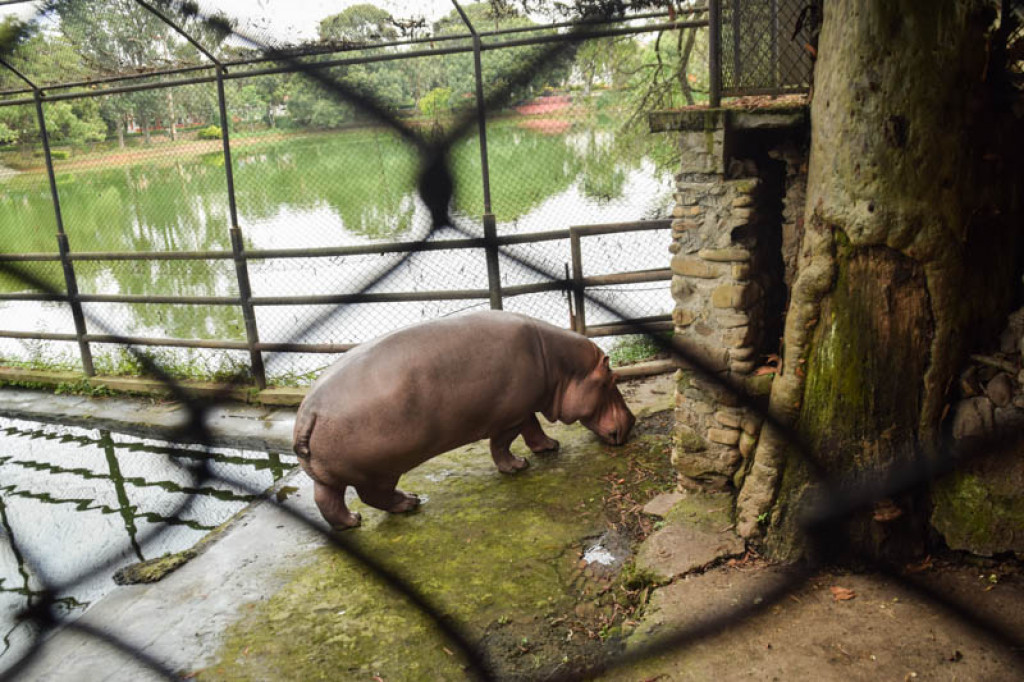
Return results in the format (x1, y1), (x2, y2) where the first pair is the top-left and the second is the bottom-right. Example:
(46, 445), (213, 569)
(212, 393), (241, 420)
(658, 109), (809, 492)
(931, 306), (1024, 556)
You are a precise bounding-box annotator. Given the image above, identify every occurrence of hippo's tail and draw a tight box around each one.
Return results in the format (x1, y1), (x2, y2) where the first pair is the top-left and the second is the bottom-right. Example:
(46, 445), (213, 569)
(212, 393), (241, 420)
(293, 410), (317, 458)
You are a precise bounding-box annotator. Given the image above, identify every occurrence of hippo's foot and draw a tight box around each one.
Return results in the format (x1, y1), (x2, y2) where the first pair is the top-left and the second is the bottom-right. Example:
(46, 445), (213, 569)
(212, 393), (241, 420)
(330, 511), (362, 531)
(495, 455), (530, 474)
(387, 491), (421, 514)
(529, 437), (560, 455)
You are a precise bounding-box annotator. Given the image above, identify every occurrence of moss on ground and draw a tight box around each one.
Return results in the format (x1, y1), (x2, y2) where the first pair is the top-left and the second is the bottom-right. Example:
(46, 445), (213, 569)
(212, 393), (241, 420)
(197, 408), (676, 681)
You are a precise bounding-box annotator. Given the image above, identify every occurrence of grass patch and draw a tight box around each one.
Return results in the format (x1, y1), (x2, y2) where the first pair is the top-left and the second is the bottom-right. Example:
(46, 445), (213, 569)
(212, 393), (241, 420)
(607, 332), (672, 367)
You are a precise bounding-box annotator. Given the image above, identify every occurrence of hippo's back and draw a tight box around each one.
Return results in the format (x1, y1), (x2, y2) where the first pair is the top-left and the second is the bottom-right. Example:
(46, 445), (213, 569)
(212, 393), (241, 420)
(295, 312), (554, 479)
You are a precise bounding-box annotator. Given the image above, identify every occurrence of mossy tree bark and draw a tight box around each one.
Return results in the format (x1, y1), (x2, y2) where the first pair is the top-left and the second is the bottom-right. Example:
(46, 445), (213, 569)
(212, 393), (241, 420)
(737, 0), (1023, 561)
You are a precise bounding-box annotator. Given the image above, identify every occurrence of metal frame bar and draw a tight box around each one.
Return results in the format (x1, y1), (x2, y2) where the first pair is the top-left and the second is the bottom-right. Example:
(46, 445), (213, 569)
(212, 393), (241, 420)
(0, 8), (685, 97)
(0, 221), (670, 264)
(0, 19), (706, 107)
(709, 0), (723, 106)
(0, 56), (96, 375)
(0, 221), (672, 361)
(453, 0), (503, 311)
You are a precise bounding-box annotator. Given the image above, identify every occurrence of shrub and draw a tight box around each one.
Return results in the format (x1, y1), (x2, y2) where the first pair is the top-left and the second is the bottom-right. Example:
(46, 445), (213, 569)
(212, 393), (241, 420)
(197, 124), (222, 140)
(32, 149), (70, 159)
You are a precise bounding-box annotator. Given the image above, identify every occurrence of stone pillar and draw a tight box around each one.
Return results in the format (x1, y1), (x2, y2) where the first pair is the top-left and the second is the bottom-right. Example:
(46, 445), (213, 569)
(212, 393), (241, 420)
(661, 109), (809, 494)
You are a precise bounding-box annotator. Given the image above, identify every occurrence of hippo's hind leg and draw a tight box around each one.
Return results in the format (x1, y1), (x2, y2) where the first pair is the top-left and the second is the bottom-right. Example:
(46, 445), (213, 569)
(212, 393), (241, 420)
(313, 481), (362, 530)
(520, 413), (559, 454)
(490, 427), (530, 474)
(355, 477), (421, 514)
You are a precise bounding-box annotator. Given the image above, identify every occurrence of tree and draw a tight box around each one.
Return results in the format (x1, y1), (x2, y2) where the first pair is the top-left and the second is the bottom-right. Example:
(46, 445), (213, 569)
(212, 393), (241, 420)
(417, 86), (452, 121)
(318, 4), (398, 43)
(736, 0), (1023, 562)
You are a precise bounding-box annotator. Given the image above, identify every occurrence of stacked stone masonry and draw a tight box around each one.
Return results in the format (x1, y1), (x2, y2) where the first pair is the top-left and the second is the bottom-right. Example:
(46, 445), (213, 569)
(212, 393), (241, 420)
(666, 113), (808, 492)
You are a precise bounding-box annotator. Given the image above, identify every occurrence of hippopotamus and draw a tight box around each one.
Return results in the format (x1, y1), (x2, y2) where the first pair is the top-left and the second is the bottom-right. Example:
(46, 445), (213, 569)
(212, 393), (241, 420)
(292, 310), (635, 529)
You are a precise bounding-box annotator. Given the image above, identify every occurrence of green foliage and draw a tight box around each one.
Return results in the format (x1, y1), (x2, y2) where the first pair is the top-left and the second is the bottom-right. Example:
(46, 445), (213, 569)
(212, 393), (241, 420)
(607, 333), (671, 366)
(33, 149), (70, 160)
(196, 124), (222, 140)
(319, 4), (397, 43)
(417, 86), (452, 120)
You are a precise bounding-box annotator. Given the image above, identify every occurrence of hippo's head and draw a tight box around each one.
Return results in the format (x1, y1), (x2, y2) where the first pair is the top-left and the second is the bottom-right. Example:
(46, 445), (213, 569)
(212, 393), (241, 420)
(560, 354), (636, 445)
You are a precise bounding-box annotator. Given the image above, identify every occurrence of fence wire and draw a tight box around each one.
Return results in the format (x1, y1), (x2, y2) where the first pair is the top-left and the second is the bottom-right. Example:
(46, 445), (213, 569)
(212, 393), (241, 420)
(0, 1), (1023, 681)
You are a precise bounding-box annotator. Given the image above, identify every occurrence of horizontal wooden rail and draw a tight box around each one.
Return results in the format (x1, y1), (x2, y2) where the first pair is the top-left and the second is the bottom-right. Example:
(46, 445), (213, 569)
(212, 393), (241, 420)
(585, 316), (673, 338)
(0, 220), (669, 264)
(0, 269), (667, 307)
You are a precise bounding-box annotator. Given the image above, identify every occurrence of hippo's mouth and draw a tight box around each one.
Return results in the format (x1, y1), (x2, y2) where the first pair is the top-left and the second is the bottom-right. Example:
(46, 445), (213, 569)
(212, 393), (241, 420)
(601, 430), (629, 446)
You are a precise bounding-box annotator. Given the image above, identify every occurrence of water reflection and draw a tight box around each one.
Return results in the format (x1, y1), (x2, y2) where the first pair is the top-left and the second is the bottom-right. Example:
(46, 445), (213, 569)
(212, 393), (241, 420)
(0, 418), (295, 669)
(0, 119), (675, 378)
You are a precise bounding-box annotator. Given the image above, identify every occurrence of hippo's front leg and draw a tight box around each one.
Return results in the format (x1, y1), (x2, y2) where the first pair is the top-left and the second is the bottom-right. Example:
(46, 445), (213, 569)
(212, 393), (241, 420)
(520, 413), (559, 454)
(490, 427), (530, 473)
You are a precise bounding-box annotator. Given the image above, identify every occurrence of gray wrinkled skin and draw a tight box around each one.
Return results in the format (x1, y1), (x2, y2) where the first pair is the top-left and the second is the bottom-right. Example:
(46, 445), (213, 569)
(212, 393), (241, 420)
(293, 311), (635, 529)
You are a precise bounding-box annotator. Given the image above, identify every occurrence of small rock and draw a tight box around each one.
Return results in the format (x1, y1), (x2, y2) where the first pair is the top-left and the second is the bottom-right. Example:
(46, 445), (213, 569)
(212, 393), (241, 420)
(985, 373), (1014, 408)
(708, 428), (741, 446)
(714, 409), (743, 428)
(634, 515), (744, 581)
(951, 396), (995, 440)
(642, 492), (685, 518)
(994, 406), (1024, 431)
(960, 365), (981, 397)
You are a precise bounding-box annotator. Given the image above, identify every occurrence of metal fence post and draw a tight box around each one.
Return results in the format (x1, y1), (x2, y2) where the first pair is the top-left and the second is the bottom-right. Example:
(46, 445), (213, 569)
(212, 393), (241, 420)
(454, 0), (503, 310)
(569, 227), (586, 335)
(709, 0), (723, 106)
(35, 91), (94, 375)
(216, 66), (267, 389)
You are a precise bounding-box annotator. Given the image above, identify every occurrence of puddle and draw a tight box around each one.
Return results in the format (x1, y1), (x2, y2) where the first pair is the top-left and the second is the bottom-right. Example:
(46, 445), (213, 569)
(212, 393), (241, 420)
(0, 417), (296, 671)
(583, 544), (618, 566)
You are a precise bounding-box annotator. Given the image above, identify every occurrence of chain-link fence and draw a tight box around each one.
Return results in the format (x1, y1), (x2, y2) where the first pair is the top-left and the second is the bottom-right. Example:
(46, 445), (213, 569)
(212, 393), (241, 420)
(2, 1), (1022, 680)
(0, 1), (718, 387)
(716, 0), (815, 97)
(0, 0), (818, 388)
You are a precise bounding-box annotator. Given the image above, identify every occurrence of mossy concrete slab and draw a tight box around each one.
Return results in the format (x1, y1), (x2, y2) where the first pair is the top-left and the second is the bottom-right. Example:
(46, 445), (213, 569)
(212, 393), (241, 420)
(634, 491), (744, 582)
(15, 375), (677, 681)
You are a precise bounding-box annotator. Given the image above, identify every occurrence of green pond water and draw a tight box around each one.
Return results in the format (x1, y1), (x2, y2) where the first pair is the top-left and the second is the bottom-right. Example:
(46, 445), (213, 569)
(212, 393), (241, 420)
(0, 416), (297, 672)
(0, 117), (675, 381)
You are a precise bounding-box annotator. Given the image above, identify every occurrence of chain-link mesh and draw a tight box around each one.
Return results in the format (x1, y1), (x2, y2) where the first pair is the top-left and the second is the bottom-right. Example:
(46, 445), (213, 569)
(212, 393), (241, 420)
(1, 2), (1022, 681)
(719, 0), (814, 95)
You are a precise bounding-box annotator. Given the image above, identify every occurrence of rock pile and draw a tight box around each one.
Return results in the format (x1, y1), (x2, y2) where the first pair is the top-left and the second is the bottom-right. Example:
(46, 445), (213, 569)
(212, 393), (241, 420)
(932, 306), (1024, 557)
(951, 307), (1024, 442)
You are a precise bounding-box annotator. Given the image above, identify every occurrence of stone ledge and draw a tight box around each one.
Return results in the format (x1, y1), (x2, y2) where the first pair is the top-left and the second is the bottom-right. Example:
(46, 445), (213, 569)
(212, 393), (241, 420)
(648, 105), (809, 133)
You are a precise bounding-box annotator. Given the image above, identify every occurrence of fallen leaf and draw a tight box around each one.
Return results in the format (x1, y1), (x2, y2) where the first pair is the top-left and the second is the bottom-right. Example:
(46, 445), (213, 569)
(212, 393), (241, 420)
(830, 586), (856, 601)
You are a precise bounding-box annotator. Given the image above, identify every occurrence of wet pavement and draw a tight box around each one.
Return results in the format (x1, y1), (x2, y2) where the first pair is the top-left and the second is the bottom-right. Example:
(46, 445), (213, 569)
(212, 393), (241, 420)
(0, 376), (678, 680)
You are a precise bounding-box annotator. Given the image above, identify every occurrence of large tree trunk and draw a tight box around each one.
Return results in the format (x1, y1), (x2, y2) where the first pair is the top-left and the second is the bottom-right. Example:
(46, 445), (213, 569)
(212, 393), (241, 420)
(751, 0), (1023, 562)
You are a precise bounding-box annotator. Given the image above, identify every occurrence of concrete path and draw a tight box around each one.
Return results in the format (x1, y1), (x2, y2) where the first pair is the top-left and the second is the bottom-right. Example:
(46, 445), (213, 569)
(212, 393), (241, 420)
(1, 376), (677, 681)
(0, 388), (295, 452)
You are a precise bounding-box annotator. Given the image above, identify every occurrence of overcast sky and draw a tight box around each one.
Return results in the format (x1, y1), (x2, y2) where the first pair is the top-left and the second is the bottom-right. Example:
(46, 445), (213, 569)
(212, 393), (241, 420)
(0, 0), (465, 45)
